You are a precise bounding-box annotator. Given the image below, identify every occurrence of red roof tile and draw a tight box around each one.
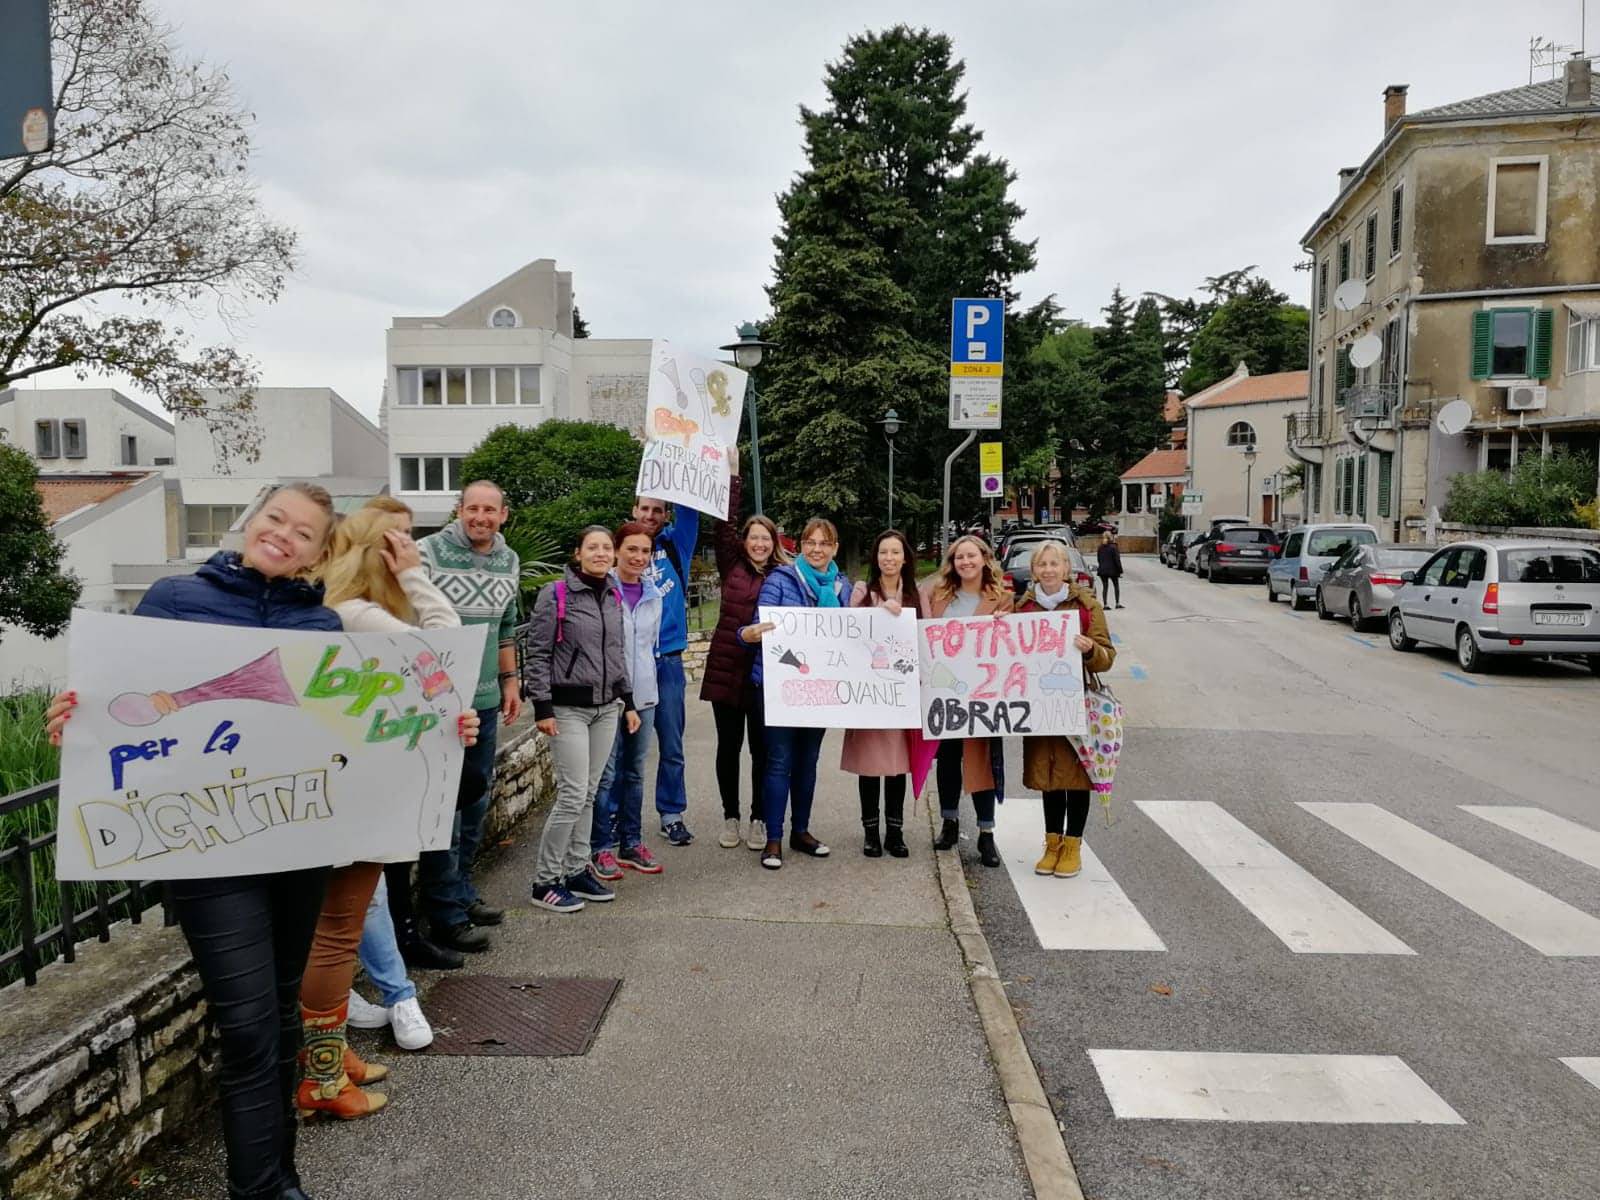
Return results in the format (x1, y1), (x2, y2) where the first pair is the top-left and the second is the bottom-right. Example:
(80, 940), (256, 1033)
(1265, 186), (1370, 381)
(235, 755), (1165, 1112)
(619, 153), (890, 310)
(35, 475), (146, 524)
(1185, 369), (1309, 410)
(1121, 448), (1189, 481)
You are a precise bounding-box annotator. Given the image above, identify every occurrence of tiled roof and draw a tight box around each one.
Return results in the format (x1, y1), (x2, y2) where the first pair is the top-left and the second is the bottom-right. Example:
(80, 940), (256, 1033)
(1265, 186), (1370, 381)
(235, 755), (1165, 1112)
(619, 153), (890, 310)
(35, 474), (146, 524)
(1185, 368), (1309, 410)
(1413, 75), (1600, 119)
(1121, 448), (1188, 481)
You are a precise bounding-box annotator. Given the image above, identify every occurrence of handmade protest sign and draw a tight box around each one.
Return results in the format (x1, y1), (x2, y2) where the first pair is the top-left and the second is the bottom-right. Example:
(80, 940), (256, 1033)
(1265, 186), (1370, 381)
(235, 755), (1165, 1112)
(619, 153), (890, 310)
(55, 611), (488, 881)
(761, 605), (920, 729)
(634, 340), (748, 520)
(918, 610), (1087, 740)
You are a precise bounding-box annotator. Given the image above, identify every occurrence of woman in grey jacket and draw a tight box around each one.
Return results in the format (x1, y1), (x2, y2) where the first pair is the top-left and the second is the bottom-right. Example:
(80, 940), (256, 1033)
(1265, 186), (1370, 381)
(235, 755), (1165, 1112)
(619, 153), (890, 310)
(521, 526), (640, 913)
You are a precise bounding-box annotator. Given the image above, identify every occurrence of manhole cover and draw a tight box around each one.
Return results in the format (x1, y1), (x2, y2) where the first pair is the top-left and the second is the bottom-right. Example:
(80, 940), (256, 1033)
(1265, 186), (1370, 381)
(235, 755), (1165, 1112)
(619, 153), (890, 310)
(422, 976), (620, 1057)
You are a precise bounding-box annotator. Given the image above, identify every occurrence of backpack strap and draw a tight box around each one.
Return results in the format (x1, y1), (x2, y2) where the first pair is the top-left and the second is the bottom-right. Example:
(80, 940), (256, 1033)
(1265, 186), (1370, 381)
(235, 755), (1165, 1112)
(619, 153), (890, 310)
(555, 580), (568, 644)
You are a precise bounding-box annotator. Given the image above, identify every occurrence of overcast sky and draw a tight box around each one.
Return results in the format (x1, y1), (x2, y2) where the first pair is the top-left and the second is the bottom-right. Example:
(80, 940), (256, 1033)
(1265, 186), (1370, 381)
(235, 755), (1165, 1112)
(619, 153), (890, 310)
(50, 0), (1596, 421)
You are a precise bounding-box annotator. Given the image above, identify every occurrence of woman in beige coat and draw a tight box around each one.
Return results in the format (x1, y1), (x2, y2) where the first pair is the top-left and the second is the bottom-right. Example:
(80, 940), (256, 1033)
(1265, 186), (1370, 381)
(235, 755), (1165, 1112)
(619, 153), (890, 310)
(1015, 539), (1115, 878)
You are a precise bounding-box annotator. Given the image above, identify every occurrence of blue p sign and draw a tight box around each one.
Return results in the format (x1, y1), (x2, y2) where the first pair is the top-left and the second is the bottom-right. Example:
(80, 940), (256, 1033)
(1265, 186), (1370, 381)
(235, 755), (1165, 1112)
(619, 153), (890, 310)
(950, 298), (1004, 368)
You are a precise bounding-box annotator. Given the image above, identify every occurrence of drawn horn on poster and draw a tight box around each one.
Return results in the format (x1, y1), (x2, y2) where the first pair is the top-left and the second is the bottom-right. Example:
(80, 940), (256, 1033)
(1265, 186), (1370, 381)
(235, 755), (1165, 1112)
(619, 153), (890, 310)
(108, 649), (300, 728)
(777, 648), (810, 674)
(657, 357), (688, 409)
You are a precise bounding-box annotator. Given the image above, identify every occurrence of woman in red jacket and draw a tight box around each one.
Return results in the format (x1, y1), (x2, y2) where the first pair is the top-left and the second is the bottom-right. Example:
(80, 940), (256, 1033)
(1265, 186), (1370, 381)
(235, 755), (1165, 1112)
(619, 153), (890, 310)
(699, 472), (788, 851)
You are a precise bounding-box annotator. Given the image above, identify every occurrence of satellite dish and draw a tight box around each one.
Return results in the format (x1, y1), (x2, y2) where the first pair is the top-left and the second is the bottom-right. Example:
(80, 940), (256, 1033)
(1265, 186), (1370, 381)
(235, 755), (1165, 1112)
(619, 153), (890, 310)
(1333, 279), (1367, 312)
(1349, 333), (1383, 369)
(1436, 399), (1472, 436)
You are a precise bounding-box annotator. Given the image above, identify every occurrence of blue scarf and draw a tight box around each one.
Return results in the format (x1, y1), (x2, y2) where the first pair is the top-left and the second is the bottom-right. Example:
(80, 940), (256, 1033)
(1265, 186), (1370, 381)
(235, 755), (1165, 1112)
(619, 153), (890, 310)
(795, 558), (841, 607)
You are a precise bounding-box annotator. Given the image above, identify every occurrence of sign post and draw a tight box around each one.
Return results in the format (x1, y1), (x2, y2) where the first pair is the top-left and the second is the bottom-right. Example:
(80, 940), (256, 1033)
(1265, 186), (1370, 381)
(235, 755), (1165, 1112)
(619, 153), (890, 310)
(980, 441), (1003, 502)
(1, 0), (54, 161)
(1181, 492), (1203, 517)
(943, 298), (1005, 555)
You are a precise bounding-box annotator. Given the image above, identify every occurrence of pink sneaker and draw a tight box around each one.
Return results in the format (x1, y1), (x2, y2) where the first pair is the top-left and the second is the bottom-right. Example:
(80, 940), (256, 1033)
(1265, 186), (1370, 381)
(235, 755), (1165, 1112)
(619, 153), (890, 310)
(591, 850), (624, 882)
(618, 843), (663, 875)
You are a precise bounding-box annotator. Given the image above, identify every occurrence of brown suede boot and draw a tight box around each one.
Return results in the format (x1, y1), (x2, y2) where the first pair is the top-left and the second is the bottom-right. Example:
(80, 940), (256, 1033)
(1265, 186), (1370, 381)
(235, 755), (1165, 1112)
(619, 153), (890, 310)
(296, 1001), (387, 1121)
(343, 1045), (388, 1085)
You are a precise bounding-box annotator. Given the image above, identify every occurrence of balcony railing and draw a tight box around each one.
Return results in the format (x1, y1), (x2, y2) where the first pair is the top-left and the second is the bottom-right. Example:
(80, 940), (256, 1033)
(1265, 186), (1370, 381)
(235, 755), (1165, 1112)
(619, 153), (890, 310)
(1340, 383), (1400, 427)
(1287, 409), (1335, 447)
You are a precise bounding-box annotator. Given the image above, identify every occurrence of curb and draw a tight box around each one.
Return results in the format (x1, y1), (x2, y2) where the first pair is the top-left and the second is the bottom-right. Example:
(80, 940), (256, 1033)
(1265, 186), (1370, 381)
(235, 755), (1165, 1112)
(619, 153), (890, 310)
(929, 811), (1086, 1200)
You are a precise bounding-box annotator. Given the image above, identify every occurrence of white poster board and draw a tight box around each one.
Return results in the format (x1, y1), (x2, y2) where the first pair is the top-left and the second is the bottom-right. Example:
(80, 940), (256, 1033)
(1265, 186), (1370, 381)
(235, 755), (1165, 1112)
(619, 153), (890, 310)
(55, 611), (488, 881)
(918, 610), (1086, 740)
(634, 341), (748, 520)
(760, 606), (920, 730)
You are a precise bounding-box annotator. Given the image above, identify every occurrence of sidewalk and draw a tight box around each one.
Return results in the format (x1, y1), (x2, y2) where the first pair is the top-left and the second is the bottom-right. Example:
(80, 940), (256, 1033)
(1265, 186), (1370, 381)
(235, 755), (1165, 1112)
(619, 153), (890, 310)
(124, 706), (1034, 1200)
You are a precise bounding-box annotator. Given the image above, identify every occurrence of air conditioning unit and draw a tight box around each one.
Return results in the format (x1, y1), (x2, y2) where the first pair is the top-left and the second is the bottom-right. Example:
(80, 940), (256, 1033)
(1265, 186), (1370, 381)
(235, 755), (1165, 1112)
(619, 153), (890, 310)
(1506, 384), (1547, 412)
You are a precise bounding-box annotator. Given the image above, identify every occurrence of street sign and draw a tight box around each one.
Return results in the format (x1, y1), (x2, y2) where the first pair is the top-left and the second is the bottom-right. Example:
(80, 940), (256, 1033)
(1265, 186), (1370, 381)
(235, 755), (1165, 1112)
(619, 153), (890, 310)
(1, 0), (54, 161)
(1181, 492), (1203, 515)
(949, 298), (1004, 429)
(978, 441), (1003, 499)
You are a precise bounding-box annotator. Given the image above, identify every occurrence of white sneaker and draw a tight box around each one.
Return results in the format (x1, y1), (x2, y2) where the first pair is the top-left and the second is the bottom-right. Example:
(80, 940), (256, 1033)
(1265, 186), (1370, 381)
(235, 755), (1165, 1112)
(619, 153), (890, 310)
(390, 996), (434, 1051)
(746, 819), (767, 851)
(719, 817), (742, 848)
(347, 989), (390, 1030)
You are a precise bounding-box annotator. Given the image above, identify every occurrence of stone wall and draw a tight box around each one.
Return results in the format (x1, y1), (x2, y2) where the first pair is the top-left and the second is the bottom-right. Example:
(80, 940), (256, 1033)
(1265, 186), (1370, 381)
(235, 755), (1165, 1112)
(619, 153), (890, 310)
(0, 731), (554, 1200)
(682, 630), (712, 682)
(1432, 522), (1600, 546)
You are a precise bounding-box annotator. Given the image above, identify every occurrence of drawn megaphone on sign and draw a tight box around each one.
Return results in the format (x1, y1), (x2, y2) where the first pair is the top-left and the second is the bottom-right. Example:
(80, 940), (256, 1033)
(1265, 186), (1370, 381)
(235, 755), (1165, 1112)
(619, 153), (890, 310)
(109, 649), (300, 727)
(777, 648), (810, 675)
(658, 357), (688, 409)
(929, 662), (967, 695)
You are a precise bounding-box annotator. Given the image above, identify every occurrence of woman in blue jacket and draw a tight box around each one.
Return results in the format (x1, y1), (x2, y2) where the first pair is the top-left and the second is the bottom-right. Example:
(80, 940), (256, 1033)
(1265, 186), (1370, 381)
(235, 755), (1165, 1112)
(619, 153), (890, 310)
(740, 517), (850, 870)
(46, 483), (352, 1200)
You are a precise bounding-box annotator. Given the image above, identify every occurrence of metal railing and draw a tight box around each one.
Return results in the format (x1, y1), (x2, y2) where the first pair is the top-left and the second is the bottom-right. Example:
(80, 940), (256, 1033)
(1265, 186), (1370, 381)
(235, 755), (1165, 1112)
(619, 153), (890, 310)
(1, 780), (172, 988)
(1287, 409), (1335, 447)
(1340, 383), (1400, 426)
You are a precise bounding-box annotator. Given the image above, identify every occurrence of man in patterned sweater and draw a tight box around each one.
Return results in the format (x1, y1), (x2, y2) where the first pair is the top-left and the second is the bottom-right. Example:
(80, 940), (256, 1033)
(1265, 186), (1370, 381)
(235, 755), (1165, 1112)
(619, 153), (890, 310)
(416, 480), (522, 954)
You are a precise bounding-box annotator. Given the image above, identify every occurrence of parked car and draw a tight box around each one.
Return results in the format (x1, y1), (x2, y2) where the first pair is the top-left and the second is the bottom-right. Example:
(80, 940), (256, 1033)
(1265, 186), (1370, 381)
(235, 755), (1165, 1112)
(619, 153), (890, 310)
(1192, 524), (1279, 582)
(1266, 522), (1380, 610)
(1316, 543), (1438, 630)
(1160, 529), (1204, 569)
(997, 523), (1076, 560)
(1386, 540), (1600, 673)
(1001, 540), (1094, 597)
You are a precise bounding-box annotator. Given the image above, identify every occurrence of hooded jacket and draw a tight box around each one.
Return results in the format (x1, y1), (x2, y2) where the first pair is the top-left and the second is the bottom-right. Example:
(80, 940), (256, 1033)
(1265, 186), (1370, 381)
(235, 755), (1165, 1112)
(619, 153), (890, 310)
(520, 565), (634, 721)
(699, 475), (768, 707)
(418, 520), (521, 710)
(135, 552), (341, 632)
(748, 562), (852, 688)
(611, 568), (664, 711)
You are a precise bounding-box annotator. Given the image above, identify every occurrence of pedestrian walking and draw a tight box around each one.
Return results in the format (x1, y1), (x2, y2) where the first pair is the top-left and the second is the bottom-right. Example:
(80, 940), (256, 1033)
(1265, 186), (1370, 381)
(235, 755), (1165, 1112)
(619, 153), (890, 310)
(700, 467), (784, 851)
(1014, 540), (1116, 879)
(923, 534), (1013, 868)
(632, 492), (699, 846)
(741, 517), (850, 870)
(414, 481), (521, 955)
(590, 522), (666, 881)
(1097, 530), (1125, 609)
(46, 483), (340, 1200)
(842, 529), (920, 859)
(296, 503), (479, 1118)
(521, 527), (640, 913)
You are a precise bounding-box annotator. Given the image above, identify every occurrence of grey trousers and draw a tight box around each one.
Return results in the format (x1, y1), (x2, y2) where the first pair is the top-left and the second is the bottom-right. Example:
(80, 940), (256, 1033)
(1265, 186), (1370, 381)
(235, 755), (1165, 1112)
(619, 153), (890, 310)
(534, 703), (621, 887)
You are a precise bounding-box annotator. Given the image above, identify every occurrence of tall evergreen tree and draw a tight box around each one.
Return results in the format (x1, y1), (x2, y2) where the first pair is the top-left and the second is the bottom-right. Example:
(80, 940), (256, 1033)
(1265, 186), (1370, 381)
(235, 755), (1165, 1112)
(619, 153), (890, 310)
(0, 441), (80, 644)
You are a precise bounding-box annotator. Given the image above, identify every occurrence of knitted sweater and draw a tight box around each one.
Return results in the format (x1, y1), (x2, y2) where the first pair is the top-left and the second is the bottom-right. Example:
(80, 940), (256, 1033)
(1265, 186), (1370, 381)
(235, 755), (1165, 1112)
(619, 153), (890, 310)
(418, 521), (521, 708)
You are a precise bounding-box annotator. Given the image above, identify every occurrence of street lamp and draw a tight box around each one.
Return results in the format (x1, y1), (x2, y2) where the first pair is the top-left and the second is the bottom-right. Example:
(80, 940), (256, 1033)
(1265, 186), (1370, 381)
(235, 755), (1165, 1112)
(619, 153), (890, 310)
(1242, 442), (1258, 520)
(878, 408), (901, 527)
(1047, 459), (1061, 523)
(720, 322), (778, 515)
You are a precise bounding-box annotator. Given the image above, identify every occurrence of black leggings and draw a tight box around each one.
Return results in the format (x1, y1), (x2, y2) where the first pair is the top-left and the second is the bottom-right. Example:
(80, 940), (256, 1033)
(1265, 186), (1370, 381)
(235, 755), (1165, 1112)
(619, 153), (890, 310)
(711, 698), (767, 820)
(936, 739), (996, 828)
(858, 775), (907, 828)
(167, 867), (330, 1200)
(1042, 789), (1091, 838)
(1100, 574), (1121, 605)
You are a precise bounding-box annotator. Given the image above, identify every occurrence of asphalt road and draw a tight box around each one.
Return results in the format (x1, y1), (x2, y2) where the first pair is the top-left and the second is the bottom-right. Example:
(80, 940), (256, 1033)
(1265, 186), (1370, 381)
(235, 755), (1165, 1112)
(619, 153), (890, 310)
(966, 553), (1600, 1200)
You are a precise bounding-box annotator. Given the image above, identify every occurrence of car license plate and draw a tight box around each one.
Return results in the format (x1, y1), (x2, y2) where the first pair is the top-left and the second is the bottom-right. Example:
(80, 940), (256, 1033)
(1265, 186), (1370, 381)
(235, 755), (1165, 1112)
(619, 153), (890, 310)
(1239, 549), (1263, 557)
(1533, 611), (1586, 626)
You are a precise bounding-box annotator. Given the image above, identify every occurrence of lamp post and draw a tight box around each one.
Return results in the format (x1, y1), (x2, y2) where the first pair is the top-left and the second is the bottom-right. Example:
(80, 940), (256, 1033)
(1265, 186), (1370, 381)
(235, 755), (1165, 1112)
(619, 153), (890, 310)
(1242, 443), (1258, 520)
(878, 408), (901, 527)
(1046, 459), (1061, 523)
(720, 322), (778, 515)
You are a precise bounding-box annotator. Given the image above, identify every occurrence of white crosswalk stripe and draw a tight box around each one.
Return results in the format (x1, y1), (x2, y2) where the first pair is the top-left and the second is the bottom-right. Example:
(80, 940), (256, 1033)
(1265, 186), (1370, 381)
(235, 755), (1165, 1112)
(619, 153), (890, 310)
(1460, 806), (1600, 873)
(1560, 1058), (1600, 1092)
(1136, 801), (1413, 955)
(1087, 1050), (1466, 1124)
(1300, 802), (1600, 957)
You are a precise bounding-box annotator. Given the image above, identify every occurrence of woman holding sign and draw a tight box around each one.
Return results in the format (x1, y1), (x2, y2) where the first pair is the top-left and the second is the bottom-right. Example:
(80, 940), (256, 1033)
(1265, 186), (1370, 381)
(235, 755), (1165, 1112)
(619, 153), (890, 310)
(842, 530), (920, 858)
(1016, 540), (1115, 878)
(741, 517), (850, 870)
(922, 535), (1013, 869)
(46, 483), (343, 1200)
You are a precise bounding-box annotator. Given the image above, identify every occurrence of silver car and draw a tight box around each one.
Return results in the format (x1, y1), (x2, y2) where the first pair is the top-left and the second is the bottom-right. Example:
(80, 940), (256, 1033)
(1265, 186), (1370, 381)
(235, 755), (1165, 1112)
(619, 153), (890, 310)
(1316, 543), (1438, 631)
(1386, 539), (1600, 673)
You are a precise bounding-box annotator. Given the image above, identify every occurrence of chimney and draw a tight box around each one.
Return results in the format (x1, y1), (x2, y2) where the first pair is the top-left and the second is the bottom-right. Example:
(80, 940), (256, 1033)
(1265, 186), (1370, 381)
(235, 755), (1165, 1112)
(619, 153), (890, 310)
(1566, 55), (1593, 107)
(1384, 84), (1409, 131)
(1338, 166), (1359, 192)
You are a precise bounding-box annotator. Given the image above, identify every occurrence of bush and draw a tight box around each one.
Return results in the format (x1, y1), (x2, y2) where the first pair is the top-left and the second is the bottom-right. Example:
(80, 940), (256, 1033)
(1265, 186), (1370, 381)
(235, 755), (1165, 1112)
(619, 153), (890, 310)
(1443, 450), (1596, 528)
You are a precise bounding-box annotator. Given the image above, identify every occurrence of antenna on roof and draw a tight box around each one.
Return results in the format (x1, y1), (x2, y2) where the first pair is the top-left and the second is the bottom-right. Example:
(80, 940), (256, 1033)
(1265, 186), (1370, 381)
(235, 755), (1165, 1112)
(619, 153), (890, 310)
(1530, 34), (1580, 83)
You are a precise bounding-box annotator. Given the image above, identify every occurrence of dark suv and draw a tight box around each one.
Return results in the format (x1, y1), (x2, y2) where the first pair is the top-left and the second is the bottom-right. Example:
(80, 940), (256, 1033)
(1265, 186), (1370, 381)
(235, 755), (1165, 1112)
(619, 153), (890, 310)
(1193, 524), (1279, 582)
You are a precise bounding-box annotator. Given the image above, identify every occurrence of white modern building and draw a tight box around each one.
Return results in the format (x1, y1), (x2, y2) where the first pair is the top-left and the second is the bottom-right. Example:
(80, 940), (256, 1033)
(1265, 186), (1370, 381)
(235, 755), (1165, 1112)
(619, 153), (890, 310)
(384, 258), (651, 525)
(0, 387), (176, 473)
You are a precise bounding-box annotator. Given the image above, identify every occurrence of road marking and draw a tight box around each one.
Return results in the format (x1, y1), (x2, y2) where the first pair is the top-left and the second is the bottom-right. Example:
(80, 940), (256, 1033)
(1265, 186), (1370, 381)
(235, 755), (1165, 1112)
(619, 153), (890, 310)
(1129, 665), (1149, 681)
(1561, 1058), (1600, 1092)
(1300, 803), (1600, 956)
(1111, 633), (1123, 645)
(1461, 806), (1600, 873)
(1345, 633), (1377, 648)
(1440, 671), (1481, 688)
(1136, 802), (1412, 955)
(992, 800), (1165, 951)
(1086, 1050), (1465, 1124)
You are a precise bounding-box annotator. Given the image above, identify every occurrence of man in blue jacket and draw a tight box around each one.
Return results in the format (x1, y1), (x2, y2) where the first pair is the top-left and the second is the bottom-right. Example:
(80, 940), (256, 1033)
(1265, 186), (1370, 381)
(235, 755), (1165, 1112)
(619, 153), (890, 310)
(632, 493), (698, 845)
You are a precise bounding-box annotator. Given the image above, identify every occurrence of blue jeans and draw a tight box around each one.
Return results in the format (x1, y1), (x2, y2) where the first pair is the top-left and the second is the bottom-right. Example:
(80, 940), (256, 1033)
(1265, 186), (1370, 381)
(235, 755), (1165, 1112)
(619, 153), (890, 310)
(762, 725), (825, 843)
(419, 705), (498, 928)
(653, 655), (688, 822)
(358, 875), (416, 1007)
(592, 706), (656, 853)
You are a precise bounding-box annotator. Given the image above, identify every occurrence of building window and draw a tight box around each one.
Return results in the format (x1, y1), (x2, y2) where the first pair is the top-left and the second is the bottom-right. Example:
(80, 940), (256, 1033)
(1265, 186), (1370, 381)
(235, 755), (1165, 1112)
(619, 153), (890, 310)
(185, 504), (246, 549)
(398, 455), (464, 494)
(488, 306), (520, 329)
(1377, 451), (1393, 518)
(1335, 346), (1354, 398)
(1381, 318), (1401, 387)
(121, 434), (138, 465)
(62, 419), (87, 459)
(1355, 454), (1368, 519)
(1389, 184), (1404, 260)
(35, 419), (59, 458)
(1226, 421), (1256, 448)
(420, 368), (442, 405)
(1486, 156), (1548, 244)
(1471, 308), (1553, 380)
(1317, 260), (1328, 313)
(519, 367), (540, 406)
(1567, 309), (1600, 374)
(1337, 239), (1352, 284)
(1363, 212), (1378, 279)
(394, 365), (542, 406)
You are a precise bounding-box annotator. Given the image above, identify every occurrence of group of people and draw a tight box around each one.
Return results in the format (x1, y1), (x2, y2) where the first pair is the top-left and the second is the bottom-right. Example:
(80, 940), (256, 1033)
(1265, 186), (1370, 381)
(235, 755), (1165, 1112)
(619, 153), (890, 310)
(42, 466), (1117, 1200)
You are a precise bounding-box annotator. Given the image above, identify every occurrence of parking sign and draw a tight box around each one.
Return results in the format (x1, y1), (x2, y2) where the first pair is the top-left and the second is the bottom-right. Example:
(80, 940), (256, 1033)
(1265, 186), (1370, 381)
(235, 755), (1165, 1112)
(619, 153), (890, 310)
(1, 0), (54, 161)
(950, 298), (1003, 429)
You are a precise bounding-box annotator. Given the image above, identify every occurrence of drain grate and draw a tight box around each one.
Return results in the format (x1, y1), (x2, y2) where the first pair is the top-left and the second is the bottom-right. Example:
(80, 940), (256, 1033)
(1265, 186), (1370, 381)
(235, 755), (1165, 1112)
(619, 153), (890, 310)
(421, 976), (620, 1057)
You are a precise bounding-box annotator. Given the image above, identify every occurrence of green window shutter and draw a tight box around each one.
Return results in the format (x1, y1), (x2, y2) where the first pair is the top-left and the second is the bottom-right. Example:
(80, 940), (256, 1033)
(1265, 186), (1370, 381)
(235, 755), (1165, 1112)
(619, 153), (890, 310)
(1532, 308), (1554, 378)
(1336, 347), (1353, 396)
(1356, 455), (1368, 518)
(1470, 311), (1493, 379)
(1377, 452), (1393, 518)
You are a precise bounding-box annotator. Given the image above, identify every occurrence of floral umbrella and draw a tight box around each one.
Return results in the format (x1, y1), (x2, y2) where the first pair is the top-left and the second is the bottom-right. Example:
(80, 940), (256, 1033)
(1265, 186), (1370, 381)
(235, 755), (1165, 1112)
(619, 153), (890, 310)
(1068, 687), (1124, 827)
